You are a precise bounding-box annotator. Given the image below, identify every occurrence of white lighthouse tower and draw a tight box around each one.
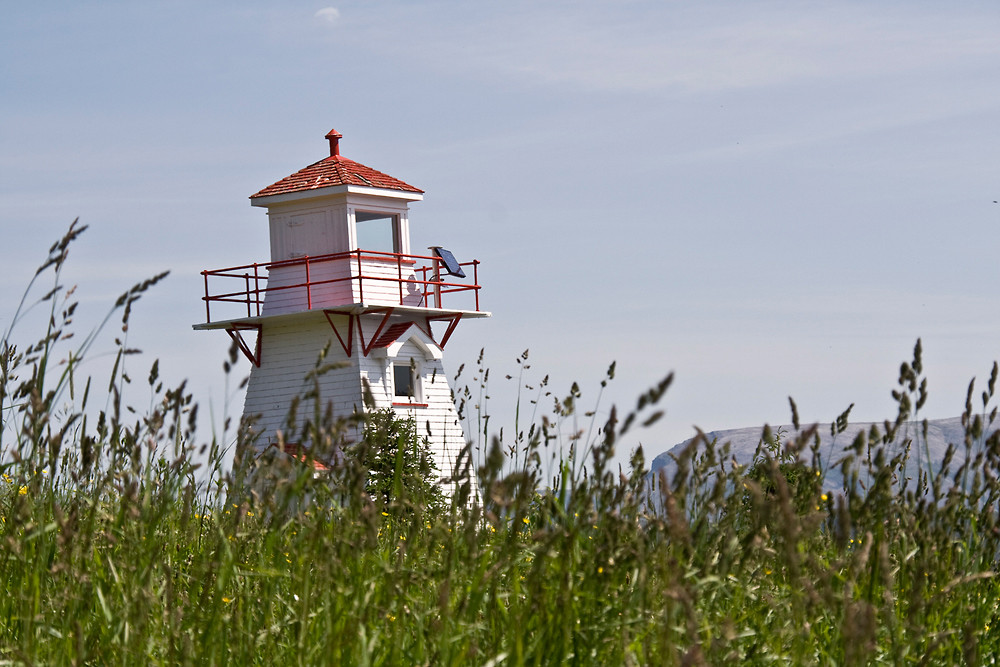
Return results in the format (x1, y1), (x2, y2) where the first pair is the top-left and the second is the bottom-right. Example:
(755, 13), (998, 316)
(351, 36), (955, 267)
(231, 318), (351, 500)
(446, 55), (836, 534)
(194, 128), (488, 485)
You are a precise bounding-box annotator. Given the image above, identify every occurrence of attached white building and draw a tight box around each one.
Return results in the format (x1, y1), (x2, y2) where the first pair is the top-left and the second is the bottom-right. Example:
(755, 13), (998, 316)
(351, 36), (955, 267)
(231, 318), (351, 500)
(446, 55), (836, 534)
(194, 128), (489, 489)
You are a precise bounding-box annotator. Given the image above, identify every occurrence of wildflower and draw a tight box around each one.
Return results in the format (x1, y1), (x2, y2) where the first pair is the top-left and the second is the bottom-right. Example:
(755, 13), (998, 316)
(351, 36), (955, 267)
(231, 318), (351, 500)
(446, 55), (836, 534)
(381, 511), (389, 517)
(598, 567), (604, 574)
(222, 597), (233, 604)
(821, 494), (828, 502)
(522, 517), (530, 525)
(18, 486), (27, 496)
(399, 535), (405, 541)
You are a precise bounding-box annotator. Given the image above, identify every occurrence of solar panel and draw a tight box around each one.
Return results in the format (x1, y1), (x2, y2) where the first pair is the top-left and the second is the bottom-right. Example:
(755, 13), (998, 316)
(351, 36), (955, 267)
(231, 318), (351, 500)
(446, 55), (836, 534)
(431, 247), (466, 278)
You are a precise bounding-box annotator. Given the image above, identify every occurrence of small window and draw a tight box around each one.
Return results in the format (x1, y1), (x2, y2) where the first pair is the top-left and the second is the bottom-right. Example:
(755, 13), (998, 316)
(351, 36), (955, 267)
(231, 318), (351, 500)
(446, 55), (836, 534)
(355, 211), (399, 253)
(393, 362), (416, 400)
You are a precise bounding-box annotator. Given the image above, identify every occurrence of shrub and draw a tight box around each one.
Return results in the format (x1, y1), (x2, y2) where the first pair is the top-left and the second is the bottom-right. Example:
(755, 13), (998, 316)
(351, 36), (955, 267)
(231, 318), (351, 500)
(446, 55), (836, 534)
(353, 406), (445, 514)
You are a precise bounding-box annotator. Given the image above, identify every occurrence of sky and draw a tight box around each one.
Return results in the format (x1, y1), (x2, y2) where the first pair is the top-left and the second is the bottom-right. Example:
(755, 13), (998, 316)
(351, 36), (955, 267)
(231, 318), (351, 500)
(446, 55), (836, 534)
(2, 1), (1000, 470)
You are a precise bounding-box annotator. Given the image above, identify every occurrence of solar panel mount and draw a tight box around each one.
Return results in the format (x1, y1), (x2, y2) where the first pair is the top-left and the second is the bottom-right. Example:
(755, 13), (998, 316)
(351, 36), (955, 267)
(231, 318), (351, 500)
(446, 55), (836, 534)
(430, 246), (466, 278)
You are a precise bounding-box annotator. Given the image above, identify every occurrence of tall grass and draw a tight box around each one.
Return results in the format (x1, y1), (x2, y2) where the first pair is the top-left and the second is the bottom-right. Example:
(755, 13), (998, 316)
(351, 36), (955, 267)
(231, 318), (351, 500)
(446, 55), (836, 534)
(0, 223), (998, 665)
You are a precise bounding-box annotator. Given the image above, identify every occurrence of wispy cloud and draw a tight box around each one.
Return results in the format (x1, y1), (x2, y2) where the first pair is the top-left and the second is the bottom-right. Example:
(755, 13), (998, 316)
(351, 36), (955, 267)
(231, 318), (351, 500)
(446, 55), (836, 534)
(314, 7), (340, 25)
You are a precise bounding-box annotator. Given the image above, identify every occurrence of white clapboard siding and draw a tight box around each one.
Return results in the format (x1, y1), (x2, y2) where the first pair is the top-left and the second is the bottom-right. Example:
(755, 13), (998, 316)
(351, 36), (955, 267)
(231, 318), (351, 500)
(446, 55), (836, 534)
(241, 312), (476, 495)
(242, 314), (362, 448)
(260, 259), (355, 316)
(259, 257), (425, 317)
(359, 338), (470, 485)
(352, 258), (425, 307)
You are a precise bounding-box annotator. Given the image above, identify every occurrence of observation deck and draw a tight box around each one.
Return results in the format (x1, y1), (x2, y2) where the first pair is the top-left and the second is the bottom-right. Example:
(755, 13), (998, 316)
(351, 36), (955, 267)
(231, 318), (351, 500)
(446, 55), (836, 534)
(194, 249), (487, 330)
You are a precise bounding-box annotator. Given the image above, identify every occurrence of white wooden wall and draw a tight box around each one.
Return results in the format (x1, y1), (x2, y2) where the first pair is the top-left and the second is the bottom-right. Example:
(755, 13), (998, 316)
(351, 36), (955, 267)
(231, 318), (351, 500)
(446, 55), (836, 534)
(242, 312), (474, 494)
(259, 257), (424, 317)
(242, 313), (362, 446)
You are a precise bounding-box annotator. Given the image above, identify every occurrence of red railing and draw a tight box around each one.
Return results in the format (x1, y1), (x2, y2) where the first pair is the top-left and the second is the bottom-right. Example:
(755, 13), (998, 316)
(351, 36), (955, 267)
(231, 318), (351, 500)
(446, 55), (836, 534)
(201, 249), (481, 324)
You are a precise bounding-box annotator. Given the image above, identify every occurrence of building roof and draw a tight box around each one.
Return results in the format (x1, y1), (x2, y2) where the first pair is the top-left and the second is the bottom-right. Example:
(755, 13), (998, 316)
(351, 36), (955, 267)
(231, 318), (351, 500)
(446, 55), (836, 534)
(372, 322), (415, 349)
(250, 128), (423, 200)
(265, 442), (331, 472)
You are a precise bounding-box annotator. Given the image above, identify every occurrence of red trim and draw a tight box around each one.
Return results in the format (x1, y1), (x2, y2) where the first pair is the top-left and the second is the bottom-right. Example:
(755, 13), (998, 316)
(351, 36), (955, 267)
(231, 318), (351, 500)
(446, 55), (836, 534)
(425, 313), (463, 348)
(357, 308), (395, 356)
(363, 256), (417, 265)
(226, 323), (262, 367)
(323, 310), (354, 357)
(392, 402), (428, 408)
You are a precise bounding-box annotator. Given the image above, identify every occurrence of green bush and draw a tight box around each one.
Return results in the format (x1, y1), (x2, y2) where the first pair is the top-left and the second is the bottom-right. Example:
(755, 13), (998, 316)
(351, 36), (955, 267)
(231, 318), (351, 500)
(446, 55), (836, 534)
(354, 406), (445, 515)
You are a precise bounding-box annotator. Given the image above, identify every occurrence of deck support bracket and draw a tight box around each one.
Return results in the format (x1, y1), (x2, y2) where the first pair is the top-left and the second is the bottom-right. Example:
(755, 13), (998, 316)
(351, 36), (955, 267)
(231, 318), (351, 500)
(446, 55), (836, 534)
(226, 323), (263, 367)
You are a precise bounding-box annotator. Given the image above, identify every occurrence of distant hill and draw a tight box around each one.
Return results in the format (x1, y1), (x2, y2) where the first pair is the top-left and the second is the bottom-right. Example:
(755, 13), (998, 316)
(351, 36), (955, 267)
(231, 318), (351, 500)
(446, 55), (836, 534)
(648, 416), (993, 493)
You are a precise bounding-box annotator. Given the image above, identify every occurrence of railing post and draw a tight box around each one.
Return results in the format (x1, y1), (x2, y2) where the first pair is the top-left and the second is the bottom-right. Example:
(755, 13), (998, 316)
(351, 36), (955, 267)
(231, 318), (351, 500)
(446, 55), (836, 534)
(473, 261), (480, 311)
(244, 273), (251, 318)
(203, 271), (211, 323)
(433, 257), (442, 309)
(305, 256), (312, 310)
(397, 253), (404, 305)
(356, 250), (364, 304)
(253, 263), (261, 317)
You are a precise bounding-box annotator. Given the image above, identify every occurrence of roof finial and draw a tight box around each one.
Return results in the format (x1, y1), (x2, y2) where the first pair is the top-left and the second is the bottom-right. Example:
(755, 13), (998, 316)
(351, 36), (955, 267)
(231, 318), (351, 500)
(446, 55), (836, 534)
(325, 128), (343, 157)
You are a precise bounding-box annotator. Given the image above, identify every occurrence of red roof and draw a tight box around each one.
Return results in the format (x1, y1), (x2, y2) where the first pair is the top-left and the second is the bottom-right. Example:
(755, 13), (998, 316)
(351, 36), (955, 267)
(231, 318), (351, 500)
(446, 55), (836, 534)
(372, 322), (415, 349)
(251, 128), (423, 200)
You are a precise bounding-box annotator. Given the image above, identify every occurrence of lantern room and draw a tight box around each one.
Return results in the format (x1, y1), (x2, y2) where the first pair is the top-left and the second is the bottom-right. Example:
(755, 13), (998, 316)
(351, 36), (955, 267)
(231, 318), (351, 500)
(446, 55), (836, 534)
(196, 128), (485, 325)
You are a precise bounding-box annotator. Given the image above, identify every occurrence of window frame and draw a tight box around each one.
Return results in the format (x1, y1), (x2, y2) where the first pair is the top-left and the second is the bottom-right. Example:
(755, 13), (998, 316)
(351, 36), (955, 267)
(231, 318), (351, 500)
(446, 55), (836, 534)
(353, 210), (401, 254)
(391, 359), (426, 407)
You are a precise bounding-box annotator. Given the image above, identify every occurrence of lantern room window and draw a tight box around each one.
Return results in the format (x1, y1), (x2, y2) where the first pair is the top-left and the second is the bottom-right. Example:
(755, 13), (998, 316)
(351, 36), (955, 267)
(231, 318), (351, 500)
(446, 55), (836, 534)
(355, 211), (399, 253)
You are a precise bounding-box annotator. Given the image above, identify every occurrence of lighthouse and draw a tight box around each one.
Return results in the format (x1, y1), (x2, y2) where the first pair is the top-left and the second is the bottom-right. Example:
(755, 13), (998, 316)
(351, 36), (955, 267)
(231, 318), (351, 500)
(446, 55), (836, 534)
(194, 128), (488, 488)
